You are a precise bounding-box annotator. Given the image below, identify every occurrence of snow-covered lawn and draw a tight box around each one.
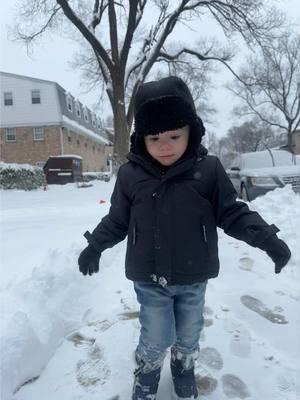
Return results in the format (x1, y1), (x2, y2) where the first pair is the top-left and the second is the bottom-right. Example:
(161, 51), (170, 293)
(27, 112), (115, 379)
(0, 181), (299, 400)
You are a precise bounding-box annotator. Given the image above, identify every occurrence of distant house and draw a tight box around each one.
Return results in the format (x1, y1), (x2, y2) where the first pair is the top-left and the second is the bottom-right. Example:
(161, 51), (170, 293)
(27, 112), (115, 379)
(0, 71), (113, 171)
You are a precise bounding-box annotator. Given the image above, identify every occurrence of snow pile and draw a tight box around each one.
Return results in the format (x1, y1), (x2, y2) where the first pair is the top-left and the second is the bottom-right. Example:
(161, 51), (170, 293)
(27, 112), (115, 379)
(249, 185), (300, 276)
(0, 247), (98, 399)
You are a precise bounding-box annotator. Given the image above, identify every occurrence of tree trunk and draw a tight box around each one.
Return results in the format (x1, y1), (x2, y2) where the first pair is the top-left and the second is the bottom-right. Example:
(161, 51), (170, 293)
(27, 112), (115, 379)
(287, 131), (294, 153)
(112, 76), (130, 169)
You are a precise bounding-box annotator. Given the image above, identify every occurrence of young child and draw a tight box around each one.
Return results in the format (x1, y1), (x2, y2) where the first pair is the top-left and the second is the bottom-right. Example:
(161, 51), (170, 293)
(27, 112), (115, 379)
(78, 76), (291, 400)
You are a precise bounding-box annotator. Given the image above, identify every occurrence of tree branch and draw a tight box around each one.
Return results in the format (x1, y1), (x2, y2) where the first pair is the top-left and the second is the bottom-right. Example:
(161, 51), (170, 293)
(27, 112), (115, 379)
(56, 0), (113, 72)
(15, 5), (61, 43)
(108, 0), (119, 65)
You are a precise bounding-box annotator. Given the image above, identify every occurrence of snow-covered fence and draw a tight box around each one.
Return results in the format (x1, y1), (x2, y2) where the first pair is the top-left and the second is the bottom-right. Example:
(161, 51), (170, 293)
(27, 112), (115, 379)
(0, 163), (46, 190)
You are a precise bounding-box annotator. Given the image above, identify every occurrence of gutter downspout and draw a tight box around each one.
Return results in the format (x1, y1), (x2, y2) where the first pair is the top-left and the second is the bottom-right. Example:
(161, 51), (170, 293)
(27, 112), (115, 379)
(60, 126), (64, 155)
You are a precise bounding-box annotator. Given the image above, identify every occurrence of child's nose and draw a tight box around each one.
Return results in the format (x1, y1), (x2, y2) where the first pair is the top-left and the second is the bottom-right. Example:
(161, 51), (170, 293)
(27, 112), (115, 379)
(159, 140), (171, 150)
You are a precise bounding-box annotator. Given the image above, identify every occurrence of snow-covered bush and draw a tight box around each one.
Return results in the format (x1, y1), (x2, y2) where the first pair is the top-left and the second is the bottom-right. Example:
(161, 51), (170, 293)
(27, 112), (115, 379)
(82, 171), (111, 182)
(0, 163), (46, 190)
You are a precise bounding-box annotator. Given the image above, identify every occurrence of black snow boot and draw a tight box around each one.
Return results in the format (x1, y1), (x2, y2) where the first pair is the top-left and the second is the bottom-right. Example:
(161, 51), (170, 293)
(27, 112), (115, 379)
(170, 348), (198, 400)
(132, 359), (161, 400)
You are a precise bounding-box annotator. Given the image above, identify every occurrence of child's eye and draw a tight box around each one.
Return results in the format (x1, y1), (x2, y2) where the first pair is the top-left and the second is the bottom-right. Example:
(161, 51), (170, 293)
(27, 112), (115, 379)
(149, 137), (159, 142)
(171, 135), (180, 140)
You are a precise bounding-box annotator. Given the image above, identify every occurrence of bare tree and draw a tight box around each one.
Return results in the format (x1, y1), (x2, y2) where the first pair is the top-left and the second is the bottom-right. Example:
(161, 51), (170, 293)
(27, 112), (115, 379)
(227, 119), (278, 152)
(13, 0), (284, 164)
(228, 32), (300, 153)
(202, 130), (220, 156)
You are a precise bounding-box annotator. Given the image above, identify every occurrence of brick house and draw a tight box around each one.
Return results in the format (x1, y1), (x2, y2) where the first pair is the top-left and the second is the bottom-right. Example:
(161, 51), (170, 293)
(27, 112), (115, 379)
(0, 71), (113, 171)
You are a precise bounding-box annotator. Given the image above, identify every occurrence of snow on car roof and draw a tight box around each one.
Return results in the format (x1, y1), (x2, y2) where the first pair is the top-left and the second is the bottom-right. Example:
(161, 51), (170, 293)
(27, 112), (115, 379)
(241, 150), (297, 169)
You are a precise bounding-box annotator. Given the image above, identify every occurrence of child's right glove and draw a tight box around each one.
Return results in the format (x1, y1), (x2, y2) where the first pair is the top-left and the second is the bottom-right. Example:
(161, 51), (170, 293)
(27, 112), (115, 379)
(78, 244), (101, 276)
(261, 235), (291, 274)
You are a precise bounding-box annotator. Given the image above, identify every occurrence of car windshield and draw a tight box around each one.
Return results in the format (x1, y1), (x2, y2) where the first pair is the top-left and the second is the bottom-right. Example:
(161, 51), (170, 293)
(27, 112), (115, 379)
(242, 150), (297, 169)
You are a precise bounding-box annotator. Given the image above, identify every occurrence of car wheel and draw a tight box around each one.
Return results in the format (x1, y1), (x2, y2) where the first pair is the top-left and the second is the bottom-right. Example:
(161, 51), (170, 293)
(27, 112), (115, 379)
(241, 184), (249, 201)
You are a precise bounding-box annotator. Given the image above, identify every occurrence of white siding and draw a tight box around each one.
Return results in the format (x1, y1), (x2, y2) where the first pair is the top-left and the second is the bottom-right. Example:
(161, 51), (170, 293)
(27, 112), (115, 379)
(0, 73), (61, 127)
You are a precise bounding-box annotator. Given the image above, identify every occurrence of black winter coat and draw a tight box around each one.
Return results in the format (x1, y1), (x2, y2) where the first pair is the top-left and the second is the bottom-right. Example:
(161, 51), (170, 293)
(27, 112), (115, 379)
(89, 145), (278, 285)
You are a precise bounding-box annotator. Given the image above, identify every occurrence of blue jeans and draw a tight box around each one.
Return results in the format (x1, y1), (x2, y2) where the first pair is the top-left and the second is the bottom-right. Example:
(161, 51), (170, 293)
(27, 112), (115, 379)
(134, 281), (207, 372)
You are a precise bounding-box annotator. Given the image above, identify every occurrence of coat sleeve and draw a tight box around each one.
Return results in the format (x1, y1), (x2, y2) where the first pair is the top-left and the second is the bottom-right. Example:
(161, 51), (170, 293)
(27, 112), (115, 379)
(211, 157), (279, 248)
(89, 166), (131, 252)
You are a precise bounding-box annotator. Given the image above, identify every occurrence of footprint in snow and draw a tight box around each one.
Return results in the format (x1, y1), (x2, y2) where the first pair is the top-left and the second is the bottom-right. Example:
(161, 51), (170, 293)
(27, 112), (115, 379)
(240, 295), (288, 324)
(87, 319), (114, 332)
(76, 343), (111, 388)
(67, 332), (96, 347)
(275, 370), (297, 398)
(195, 373), (218, 396)
(223, 319), (251, 358)
(221, 374), (251, 399)
(199, 347), (223, 370)
(203, 306), (214, 328)
(203, 305), (214, 316)
(67, 329), (111, 389)
(118, 310), (139, 320)
(204, 318), (214, 327)
(239, 257), (254, 272)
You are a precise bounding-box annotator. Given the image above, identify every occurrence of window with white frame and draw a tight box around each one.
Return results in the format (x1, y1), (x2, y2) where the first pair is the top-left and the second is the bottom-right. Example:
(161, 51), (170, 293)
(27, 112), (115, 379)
(33, 127), (44, 141)
(6, 128), (16, 142)
(4, 92), (13, 106)
(31, 90), (41, 104)
(66, 94), (73, 112)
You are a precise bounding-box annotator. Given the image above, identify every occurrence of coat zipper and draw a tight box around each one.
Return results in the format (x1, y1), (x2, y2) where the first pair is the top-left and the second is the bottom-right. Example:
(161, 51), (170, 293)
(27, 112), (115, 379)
(132, 223), (137, 245)
(202, 224), (208, 243)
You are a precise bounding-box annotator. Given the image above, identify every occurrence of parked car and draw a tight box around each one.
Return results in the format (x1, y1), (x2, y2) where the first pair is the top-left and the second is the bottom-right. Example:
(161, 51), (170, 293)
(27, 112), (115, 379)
(226, 149), (300, 201)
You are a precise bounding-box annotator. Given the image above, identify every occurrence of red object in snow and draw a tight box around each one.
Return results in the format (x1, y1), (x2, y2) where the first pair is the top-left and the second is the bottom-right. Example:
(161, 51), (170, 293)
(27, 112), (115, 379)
(99, 199), (106, 204)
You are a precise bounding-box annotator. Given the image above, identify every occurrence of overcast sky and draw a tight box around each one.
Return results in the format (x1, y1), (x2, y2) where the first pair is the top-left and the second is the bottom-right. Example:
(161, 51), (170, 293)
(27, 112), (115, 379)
(1, 0), (300, 138)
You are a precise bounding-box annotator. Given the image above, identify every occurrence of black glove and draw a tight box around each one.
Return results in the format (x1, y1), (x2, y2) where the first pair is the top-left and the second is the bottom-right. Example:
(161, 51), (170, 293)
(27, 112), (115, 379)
(262, 235), (291, 274)
(78, 244), (101, 276)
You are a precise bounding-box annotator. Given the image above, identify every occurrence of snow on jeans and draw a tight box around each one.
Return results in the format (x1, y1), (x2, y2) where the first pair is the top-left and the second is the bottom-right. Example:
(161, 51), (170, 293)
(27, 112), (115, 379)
(134, 281), (207, 372)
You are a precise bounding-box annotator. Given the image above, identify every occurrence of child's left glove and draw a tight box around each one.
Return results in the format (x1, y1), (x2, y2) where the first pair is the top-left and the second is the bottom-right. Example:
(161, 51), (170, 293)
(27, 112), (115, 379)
(261, 235), (291, 274)
(78, 231), (102, 276)
(78, 244), (101, 276)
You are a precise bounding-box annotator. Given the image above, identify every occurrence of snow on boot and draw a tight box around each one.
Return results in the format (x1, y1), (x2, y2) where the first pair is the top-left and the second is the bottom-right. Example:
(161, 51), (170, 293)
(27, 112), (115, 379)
(170, 348), (198, 400)
(132, 360), (161, 400)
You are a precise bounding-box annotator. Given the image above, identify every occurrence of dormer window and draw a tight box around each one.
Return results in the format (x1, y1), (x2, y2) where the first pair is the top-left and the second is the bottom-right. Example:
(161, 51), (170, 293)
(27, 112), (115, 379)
(92, 113), (96, 127)
(75, 101), (81, 118)
(66, 93), (73, 112)
(83, 107), (89, 122)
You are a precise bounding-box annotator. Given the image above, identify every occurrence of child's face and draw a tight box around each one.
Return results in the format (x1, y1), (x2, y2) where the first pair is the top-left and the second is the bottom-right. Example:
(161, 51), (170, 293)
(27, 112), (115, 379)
(144, 126), (190, 166)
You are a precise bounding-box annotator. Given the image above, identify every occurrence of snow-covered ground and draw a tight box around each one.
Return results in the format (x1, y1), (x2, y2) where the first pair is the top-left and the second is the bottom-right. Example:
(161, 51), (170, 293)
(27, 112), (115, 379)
(0, 181), (299, 400)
